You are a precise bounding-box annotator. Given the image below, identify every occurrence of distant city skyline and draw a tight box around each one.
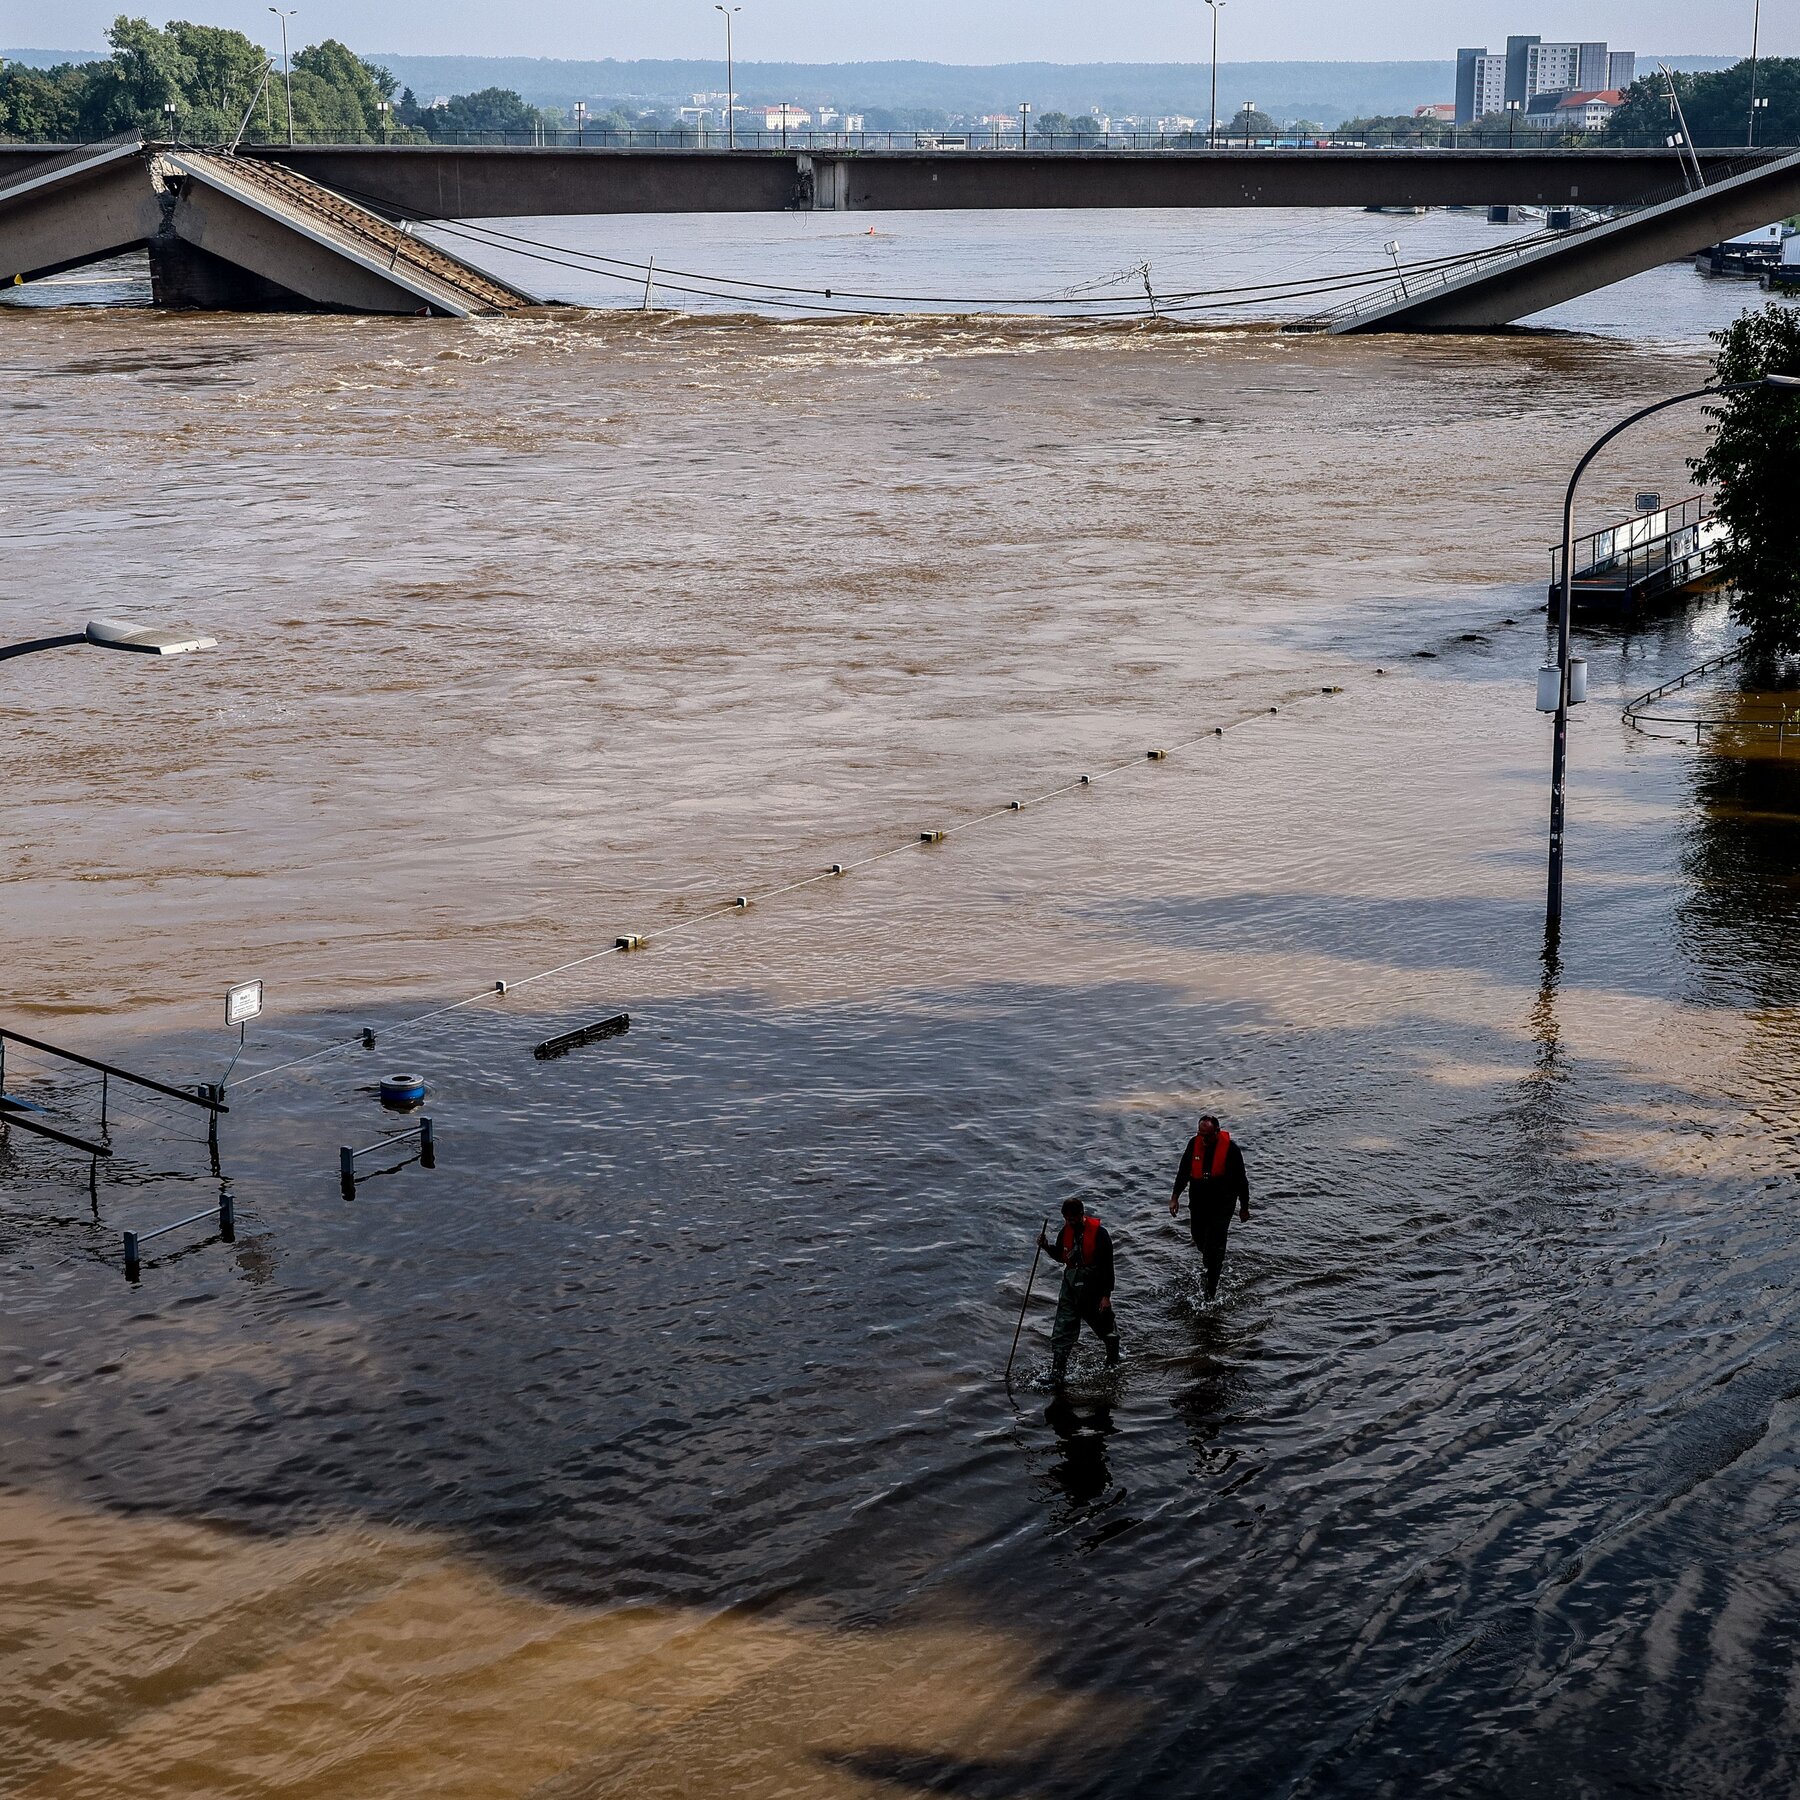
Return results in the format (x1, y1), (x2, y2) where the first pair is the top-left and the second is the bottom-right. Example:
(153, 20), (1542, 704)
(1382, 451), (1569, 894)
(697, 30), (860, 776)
(2, 0), (1785, 66)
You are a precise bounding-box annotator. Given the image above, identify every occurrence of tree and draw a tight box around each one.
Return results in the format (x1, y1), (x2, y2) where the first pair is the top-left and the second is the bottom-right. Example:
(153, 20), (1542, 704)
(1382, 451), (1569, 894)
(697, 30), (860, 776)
(0, 20), (422, 145)
(1605, 58), (1800, 148)
(1341, 111), (1449, 145)
(0, 62), (93, 140)
(1689, 304), (1800, 658)
(419, 85), (543, 141)
(1227, 106), (1278, 138)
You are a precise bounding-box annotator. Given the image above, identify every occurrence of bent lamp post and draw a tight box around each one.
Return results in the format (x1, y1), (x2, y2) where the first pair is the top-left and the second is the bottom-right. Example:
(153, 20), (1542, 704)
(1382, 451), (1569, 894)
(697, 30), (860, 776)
(0, 618), (217, 663)
(1544, 374), (1800, 942)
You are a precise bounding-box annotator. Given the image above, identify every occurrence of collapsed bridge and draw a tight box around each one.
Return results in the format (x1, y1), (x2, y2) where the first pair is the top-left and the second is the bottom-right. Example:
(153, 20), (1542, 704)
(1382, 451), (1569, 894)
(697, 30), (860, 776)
(0, 134), (534, 316)
(1, 135), (1796, 328)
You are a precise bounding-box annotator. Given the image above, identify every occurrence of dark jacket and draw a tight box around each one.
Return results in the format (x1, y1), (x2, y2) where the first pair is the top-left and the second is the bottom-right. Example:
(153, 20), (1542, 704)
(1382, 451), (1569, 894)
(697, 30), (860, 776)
(1048, 1218), (1115, 1298)
(1171, 1135), (1250, 1212)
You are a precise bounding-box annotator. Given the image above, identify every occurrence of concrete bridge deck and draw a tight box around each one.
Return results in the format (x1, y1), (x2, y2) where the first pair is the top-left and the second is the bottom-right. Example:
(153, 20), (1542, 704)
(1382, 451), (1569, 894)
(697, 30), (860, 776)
(0, 143), (1778, 221)
(1320, 147), (1800, 332)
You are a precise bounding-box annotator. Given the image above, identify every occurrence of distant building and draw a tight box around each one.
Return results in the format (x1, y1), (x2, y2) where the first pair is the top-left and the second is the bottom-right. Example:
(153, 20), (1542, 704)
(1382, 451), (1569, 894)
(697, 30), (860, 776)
(1456, 49), (1509, 123)
(1415, 103), (1456, 122)
(764, 104), (811, 130)
(1156, 115), (1199, 134)
(1525, 88), (1623, 132)
(1455, 32), (1636, 124)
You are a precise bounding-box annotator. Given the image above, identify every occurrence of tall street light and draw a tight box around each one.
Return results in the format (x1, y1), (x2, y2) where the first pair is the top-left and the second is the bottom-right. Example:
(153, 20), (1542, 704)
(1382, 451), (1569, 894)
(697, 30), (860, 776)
(0, 619), (217, 664)
(715, 5), (740, 151)
(1019, 100), (1031, 149)
(1543, 376), (1800, 943)
(1748, 0), (1764, 146)
(1204, 0), (1225, 144)
(268, 8), (297, 147)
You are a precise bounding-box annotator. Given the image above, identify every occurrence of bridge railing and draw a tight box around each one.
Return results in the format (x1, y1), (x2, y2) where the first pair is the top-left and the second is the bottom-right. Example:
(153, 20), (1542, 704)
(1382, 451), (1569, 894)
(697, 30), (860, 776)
(206, 126), (1800, 154)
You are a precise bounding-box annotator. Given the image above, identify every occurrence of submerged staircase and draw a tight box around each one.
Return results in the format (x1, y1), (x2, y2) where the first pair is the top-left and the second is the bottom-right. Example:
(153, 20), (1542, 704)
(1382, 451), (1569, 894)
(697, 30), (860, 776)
(0, 137), (534, 316)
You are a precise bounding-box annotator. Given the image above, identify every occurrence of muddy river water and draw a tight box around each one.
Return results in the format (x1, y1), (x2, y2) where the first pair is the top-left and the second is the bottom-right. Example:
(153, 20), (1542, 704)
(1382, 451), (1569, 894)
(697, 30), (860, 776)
(4, 213), (1800, 1797)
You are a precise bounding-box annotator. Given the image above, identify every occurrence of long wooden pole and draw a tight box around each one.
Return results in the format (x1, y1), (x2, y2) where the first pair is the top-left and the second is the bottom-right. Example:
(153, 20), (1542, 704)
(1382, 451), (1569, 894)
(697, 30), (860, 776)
(1004, 1218), (1050, 1388)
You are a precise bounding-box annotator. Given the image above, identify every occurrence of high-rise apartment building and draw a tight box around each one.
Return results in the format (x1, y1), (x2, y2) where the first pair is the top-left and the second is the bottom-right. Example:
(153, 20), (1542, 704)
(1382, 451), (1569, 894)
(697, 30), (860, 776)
(1455, 32), (1637, 124)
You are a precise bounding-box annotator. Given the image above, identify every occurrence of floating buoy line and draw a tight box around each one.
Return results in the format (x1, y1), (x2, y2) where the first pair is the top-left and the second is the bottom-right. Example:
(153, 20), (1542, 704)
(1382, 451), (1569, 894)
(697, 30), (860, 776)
(229, 673), (1364, 1095)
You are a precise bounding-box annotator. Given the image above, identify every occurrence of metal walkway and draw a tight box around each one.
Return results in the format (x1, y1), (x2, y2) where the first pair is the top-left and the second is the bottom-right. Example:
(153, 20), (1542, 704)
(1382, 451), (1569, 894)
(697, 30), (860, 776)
(1551, 495), (1729, 613)
(1310, 147), (1800, 333)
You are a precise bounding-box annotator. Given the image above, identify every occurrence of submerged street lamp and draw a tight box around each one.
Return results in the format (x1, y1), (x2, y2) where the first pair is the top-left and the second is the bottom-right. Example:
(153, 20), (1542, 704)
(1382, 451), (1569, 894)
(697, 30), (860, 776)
(1542, 376), (1800, 943)
(0, 618), (218, 664)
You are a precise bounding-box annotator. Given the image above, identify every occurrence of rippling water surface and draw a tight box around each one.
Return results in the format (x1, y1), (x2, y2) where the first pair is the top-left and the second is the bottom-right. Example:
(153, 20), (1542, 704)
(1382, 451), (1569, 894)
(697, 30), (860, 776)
(4, 228), (1800, 1798)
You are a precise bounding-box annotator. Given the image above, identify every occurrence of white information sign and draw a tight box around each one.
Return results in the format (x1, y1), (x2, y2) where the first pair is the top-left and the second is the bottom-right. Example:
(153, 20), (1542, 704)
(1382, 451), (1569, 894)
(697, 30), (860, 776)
(225, 980), (265, 1027)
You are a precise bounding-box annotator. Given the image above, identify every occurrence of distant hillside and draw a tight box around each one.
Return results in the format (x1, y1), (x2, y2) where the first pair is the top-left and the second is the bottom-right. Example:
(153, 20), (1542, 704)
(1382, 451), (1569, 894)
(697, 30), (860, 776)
(0, 48), (107, 66)
(361, 54), (1740, 123)
(2, 49), (1740, 127)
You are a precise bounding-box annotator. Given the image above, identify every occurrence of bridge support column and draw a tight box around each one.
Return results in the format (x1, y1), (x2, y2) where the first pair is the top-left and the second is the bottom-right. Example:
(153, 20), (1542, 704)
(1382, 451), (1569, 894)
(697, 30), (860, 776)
(795, 155), (850, 211)
(146, 235), (315, 310)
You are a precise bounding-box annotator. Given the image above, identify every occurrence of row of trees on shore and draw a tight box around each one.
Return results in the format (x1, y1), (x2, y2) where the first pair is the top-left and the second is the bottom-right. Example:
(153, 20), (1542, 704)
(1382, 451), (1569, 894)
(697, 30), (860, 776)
(0, 17), (609, 145)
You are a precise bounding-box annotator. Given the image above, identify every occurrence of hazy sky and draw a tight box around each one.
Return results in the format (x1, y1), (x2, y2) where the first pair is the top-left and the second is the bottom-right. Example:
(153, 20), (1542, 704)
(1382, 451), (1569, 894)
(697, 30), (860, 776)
(6, 0), (1783, 63)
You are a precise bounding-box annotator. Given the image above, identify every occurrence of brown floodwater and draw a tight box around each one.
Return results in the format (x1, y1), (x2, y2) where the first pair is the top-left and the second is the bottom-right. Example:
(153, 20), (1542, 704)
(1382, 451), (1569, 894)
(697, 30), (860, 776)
(6, 280), (1800, 1798)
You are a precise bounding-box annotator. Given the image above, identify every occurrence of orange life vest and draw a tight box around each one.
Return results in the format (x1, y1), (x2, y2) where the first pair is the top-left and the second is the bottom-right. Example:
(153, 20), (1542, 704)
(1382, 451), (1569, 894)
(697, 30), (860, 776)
(1190, 1129), (1232, 1183)
(1058, 1215), (1102, 1264)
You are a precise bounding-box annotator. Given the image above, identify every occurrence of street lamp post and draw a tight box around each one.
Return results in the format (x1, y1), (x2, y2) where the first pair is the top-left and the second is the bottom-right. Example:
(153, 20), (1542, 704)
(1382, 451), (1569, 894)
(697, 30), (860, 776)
(1543, 376), (1800, 942)
(1748, 0), (1763, 146)
(1204, 0), (1225, 145)
(1020, 101), (1031, 149)
(0, 619), (217, 665)
(268, 8), (297, 147)
(1505, 98), (1521, 148)
(715, 5), (740, 151)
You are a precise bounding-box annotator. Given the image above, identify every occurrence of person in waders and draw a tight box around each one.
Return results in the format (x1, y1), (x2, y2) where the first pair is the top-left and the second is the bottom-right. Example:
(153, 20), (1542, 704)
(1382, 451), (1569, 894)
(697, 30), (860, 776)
(1169, 1114), (1250, 1301)
(1040, 1198), (1123, 1387)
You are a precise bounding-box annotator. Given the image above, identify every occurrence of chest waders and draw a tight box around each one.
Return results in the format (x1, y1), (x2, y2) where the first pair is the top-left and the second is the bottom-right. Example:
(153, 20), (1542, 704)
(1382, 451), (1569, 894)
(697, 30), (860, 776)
(1050, 1241), (1121, 1384)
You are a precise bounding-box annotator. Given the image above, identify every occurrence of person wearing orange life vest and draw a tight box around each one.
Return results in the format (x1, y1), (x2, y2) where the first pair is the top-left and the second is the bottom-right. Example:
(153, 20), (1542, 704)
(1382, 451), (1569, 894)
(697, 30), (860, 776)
(1038, 1197), (1123, 1386)
(1169, 1114), (1250, 1301)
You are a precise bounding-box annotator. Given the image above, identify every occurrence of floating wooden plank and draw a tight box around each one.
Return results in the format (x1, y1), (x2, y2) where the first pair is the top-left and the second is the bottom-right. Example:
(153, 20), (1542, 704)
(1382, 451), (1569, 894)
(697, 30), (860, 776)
(534, 1013), (630, 1061)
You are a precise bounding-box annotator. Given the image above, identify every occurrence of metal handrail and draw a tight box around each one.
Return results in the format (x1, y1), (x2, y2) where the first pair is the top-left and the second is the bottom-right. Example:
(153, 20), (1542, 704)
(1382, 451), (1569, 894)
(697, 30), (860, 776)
(1559, 494), (1712, 574)
(211, 128), (1800, 154)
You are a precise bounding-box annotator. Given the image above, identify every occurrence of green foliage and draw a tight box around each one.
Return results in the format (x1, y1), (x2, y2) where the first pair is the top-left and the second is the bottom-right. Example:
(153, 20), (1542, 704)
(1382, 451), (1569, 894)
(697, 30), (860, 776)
(1606, 59), (1800, 147)
(1690, 304), (1800, 657)
(1227, 107), (1278, 137)
(1033, 110), (1101, 142)
(1340, 112), (1450, 144)
(0, 18), (425, 144)
(398, 84), (545, 141)
(0, 61), (93, 140)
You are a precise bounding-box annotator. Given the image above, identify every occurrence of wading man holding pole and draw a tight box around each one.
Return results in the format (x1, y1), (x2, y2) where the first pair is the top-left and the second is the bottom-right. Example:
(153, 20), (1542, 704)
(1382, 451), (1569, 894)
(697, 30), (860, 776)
(1039, 1198), (1122, 1386)
(1170, 1114), (1250, 1301)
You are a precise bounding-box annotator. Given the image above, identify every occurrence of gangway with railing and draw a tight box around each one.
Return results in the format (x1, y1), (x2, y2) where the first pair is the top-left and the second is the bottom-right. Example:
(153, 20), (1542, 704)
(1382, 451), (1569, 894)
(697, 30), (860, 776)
(1549, 494), (1730, 613)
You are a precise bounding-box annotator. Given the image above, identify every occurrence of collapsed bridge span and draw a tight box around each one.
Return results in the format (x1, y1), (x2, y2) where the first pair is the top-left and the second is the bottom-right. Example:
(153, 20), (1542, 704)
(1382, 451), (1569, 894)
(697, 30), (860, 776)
(0, 135), (535, 315)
